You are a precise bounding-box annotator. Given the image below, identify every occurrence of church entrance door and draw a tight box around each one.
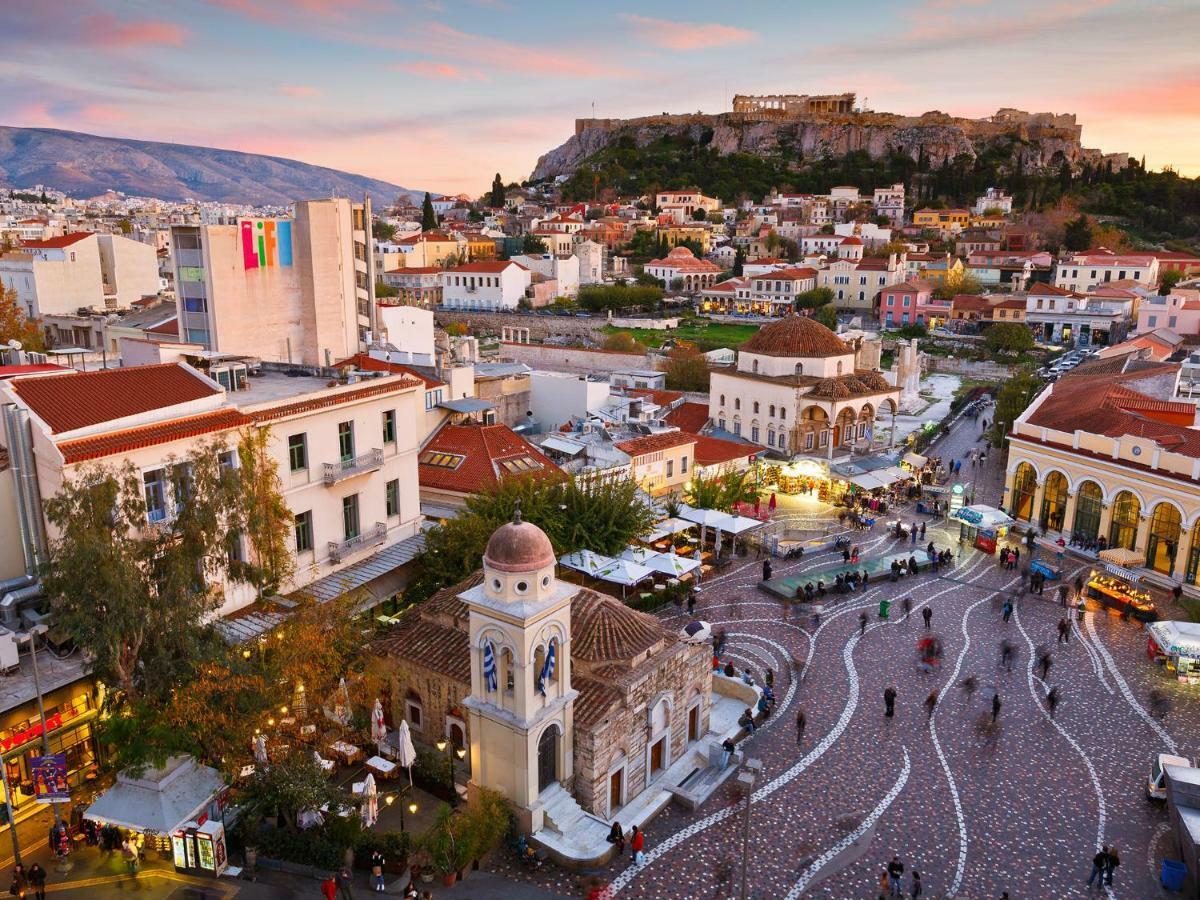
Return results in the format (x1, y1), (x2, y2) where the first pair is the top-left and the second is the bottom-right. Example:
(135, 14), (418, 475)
(537, 726), (558, 793)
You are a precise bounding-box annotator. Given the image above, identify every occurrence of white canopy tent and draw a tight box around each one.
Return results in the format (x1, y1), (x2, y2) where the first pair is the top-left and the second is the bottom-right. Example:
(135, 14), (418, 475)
(678, 506), (736, 530)
(620, 547), (701, 578)
(1149, 620), (1200, 659)
(643, 518), (696, 543)
(85, 757), (225, 835)
(559, 549), (616, 577)
(716, 514), (766, 536)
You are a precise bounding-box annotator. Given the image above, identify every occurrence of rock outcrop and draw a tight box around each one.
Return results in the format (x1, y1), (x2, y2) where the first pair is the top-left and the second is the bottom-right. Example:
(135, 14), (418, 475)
(530, 107), (1126, 182)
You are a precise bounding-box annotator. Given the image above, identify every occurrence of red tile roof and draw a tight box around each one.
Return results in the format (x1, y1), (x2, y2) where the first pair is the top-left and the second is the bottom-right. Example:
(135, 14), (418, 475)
(446, 260), (527, 274)
(384, 266), (442, 275)
(57, 408), (251, 464)
(418, 423), (561, 494)
(20, 233), (92, 250)
(1029, 283), (1082, 297)
(749, 267), (817, 281)
(333, 353), (444, 389)
(623, 387), (684, 409)
(145, 316), (179, 336)
(614, 430), (696, 457)
(252, 376), (421, 423)
(664, 401), (709, 434)
(691, 434), (758, 467)
(0, 364), (68, 379)
(10, 363), (219, 434)
(396, 231), (453, 245)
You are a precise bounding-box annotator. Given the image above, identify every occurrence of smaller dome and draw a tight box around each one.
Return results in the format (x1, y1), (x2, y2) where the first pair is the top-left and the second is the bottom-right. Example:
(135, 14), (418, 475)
(667, 246), (695, 258)
(484, 513), (555, 574)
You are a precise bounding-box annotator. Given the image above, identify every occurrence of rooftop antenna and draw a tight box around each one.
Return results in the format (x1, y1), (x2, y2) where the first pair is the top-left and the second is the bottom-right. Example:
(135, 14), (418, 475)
(591, 100), (595, 120)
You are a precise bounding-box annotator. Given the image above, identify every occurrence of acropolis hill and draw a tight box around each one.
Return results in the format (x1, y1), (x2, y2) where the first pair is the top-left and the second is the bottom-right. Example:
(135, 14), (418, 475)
(529, 92), (1130, 182)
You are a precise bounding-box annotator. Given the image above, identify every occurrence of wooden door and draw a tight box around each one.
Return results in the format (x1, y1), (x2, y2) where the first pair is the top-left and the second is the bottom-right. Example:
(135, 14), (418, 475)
(609, 768), (623, 813)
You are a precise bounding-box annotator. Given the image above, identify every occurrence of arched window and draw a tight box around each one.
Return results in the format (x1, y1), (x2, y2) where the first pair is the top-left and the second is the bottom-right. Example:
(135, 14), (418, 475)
(769, 405), (776, 417)
(1108, 491), (1141, 551)
(794, 363), (804, 376)
(753, 401), (759, 414)
(780, 407), (786, 421)
(1011, 462), (1037, 521)
(836, 361), (844, 375)
(734, 398), (741, 410)
(1073, 481), (1103, 542)
(1039, 471), (1069, 532)
(720, 394), (725, 406)
(1147, 503), (1182, 575)
(752, 359), (759, 373)
(502, 647), (515, 694)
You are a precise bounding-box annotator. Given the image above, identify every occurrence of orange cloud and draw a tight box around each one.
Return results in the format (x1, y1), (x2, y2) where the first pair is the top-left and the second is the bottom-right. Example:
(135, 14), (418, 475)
(418, 23), (622, 78)
(393, 61), (479, 82)
(87, 14), (186, 47)
(621, 14), (754, 50)
(1080, 76), (1200, 119)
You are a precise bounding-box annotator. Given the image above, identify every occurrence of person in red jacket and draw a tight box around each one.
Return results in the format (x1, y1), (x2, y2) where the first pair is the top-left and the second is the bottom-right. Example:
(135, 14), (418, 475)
(630, 825), (645, 864)
(321, 873), (338, 900)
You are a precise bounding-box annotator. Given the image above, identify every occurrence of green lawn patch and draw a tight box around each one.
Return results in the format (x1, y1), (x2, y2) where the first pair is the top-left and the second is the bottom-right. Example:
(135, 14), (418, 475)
(604, 319), (760, 353)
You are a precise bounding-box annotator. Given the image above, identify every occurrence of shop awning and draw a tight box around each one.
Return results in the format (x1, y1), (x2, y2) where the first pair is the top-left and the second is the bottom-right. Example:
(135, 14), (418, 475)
(951, 505), (1015, 530)
(845, 472), (887, 490)
(1104, 563), (1142, 582)
(1099, 547), (1146, 568)
(678, 506), (736, 529)
(716, 515), (766, 535)
(620, 547), (701, 577)
(643, 517), (695, 542)
(902, 452), (928, 469)
(86, 756), (224, 834)
(1149, 620), (1200, 658)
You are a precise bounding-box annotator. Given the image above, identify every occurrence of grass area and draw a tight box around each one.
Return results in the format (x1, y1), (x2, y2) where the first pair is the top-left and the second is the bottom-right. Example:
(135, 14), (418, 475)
(1179, 595), (1200, 623)
(604, 318), (761, 353)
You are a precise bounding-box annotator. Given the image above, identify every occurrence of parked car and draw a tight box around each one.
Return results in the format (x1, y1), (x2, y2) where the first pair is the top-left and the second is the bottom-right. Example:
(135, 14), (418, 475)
(1148, 752), (1193, 801)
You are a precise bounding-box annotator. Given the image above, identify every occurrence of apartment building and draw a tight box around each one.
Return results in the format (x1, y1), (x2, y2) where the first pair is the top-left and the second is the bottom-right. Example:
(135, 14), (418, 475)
(440, 260), (532, 310)
(1054, 250), (1159, 293)
(171, 198), (376, 365)
(0, 359), (423, 619)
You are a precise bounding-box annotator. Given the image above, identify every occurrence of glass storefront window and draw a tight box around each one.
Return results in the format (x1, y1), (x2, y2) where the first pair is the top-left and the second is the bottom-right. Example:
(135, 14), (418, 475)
(1073, 481), (1103, 541)
(1011, 462), (1037, 521)
(1147, 502), (1183, 575)
(1108, 491), (1141, 551)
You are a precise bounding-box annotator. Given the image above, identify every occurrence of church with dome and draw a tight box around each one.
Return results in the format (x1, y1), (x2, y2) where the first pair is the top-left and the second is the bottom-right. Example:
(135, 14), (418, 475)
(708, 314), (902, 458)
(373, 514), (714, 848)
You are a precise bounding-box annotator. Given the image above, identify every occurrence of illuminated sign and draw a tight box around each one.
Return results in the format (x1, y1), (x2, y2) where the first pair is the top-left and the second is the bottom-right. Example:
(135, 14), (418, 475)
(239, 219), (293, 270)
(955, 507), (983, 525)
(1, 712), (62, 752)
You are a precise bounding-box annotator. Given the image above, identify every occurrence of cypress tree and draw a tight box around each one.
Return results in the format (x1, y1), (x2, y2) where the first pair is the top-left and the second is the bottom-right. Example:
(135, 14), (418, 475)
(421, 192), (437, 231)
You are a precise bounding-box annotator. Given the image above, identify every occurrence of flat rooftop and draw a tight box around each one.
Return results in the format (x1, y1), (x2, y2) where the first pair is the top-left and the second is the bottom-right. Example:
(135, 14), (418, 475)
(0, 641), (90, 715)
(222, 369), (415, 409)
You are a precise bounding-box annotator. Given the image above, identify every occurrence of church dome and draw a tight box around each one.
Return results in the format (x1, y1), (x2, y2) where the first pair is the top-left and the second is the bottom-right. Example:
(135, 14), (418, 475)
(483, 516), (556, 573)
(739, 315), (852, 359)
(667, 246), (696, 258)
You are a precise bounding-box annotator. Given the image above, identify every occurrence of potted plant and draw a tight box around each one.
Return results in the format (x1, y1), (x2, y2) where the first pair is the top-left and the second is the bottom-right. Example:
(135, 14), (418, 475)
(409, 847), (433, 884)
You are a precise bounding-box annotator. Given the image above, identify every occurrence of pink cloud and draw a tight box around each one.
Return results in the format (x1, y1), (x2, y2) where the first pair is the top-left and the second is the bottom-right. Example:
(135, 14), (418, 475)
(1080, 76), (1200, 119)
(392, 61), (479, 82)
(86, 14), (186, 47)
(206, 0), (376, 24)
(278, 84), (323, 98)
(415, 23), (622, 78)
(621, 14), (754, 50)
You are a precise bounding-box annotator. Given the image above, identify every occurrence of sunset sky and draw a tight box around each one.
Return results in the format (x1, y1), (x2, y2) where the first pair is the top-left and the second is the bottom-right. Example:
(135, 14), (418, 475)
(3, 0), (1198, 195)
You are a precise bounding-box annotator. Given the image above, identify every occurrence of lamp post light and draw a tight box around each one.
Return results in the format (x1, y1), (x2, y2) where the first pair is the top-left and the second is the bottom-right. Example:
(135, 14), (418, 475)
(736, 758), (762, 900)
(19, 627), (69, 873)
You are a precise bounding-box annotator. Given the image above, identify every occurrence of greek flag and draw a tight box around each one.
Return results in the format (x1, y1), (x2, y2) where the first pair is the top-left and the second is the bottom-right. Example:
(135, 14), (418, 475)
(537, 641), (557, 696)
(483, 641), (498, 692)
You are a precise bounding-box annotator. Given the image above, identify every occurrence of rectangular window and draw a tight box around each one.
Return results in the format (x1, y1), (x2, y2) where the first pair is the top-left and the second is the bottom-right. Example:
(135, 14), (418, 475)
(386, 479), (400, 517)
(382, 410), (396, 445)
(338, 422), (355, 461)
(342, 494), (360, 540)
(288, 434), (307, 471)
(294, 511), (314, 553)
(226, 530), (244, 564)
(666, 459), (674, 478)
(143, 470), (167, 523)
(751, 426), (759, 442)
(804, 432), (814, 450)
(681, 455), (688, 474)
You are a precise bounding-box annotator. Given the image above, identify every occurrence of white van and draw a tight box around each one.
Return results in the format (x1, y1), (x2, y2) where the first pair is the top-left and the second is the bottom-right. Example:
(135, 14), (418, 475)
(1149, 752), (1193, 800)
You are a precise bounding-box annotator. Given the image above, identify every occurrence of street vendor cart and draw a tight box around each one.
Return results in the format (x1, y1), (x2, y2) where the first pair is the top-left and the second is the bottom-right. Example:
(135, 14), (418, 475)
(1147, 620), (1200, 684)
(951, 505), (1014, 556)
(1085, 564), (1158, 622)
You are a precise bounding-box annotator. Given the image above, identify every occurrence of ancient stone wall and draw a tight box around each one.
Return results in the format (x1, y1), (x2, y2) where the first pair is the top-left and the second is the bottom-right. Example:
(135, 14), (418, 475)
(434, 310), (606, 342)
(498, 341), (652, 375)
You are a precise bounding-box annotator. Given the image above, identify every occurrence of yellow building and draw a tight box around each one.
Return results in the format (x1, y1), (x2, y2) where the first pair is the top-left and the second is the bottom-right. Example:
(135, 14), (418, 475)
(395, 231), (462, 268)
(913, 209), (970, 233)
(615, 431), (696, 496)
(655, 225), (711, 254)
(465, 235), (498, 261)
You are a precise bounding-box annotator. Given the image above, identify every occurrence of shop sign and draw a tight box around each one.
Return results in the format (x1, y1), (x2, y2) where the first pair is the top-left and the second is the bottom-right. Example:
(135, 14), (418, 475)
(956, 507), (983, 525)
(1, 713), (62, 753)
(30, 754), (69, 803)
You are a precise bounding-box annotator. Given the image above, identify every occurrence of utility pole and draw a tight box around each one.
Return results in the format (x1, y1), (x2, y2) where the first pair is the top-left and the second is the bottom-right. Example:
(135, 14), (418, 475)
(24, 627), (68, 873)
(1, 757), (21, 866)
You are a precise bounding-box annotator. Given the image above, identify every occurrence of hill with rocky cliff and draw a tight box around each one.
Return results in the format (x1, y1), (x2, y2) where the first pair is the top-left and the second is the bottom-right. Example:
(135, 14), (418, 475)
(0, 126), (419, 206)
(530, 105), (1128, 187)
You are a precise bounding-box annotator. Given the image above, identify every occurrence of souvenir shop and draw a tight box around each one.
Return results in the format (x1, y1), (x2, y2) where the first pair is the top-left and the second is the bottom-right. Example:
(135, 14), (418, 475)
(951, 505), (1015, 555)
(1147, 620), (1200, 684)
(760, 459), (844, 504)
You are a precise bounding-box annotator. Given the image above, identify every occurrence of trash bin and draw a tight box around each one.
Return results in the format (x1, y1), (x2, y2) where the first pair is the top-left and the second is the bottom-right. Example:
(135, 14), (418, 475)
(1161, 858), (1186, 891)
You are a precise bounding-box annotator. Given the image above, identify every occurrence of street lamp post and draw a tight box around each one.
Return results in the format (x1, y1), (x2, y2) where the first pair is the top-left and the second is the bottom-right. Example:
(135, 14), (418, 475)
(736, 758), (762, 900)
(21, 629), (67, 860)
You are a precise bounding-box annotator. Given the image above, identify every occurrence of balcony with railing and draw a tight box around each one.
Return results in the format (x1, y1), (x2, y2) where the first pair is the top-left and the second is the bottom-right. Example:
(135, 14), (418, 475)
(328, 522), (387, 564)
(322, 448), (384, 485)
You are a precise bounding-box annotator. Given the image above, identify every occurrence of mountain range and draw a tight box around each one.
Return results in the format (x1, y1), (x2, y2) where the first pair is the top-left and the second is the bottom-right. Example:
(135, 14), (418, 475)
(0, 126), (419, 207)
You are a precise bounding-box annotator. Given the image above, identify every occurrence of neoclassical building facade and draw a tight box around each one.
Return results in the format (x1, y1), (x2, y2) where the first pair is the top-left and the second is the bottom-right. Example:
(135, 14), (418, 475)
(708, 315), (901, 457)
(1005, 357), (1200, 587)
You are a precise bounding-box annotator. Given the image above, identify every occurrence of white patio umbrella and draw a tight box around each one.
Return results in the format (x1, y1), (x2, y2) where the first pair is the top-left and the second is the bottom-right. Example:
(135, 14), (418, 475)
(362, 773), (378, 828)
(641, 552), (700, 578)
(253, 733), (268, 766)
(325, 677), (351, 728)
(395, 719), (417, 786)
(681, 620), (712, 643)
(370, 699), (387, 747)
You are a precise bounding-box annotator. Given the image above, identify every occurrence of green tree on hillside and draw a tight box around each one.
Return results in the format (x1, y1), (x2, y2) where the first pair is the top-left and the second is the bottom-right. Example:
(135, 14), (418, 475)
(489, 173), (505, 208)
(522, 234), (548, 254)
(372, 220), (397, 241)
(421, 192), (438, 231)
(985, 322), (1035, 354)
(1063, 214), (1093, 251)
(814, 305), (838, 330)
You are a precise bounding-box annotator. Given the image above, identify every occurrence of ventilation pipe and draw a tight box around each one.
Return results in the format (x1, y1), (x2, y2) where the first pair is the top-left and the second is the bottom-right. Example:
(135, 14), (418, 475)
(2, 404), (47, 574)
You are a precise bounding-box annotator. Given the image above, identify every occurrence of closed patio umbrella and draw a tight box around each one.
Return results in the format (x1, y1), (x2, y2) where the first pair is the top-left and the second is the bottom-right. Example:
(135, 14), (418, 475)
(396, 720), (417, 786)
(362, 773), (378, 828)
(370, 699), (387, 747)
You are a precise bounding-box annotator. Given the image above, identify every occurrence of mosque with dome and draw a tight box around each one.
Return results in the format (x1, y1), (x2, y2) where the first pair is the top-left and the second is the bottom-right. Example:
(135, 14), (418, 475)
(707, 314), (902, 458)
(374, 513), (714, 849)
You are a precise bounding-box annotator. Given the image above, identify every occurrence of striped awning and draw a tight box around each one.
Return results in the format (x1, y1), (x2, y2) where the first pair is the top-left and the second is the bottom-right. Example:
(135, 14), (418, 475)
(1104, 563), (1142, 583)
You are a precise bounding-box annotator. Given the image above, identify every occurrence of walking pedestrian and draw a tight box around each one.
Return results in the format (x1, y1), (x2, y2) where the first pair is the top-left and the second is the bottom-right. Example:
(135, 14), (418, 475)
(1000, 640), (1015, 672)
(1087, 846), (1109, 888)
(630, 825), (645, 864)
(720, 737), (736, 769)
(322, 874), (339, 900)
(1074, 574), (1084, 597)
(796, 708), (806, 745)
(370, 849), (386, 893)
(884, 686), (897, 718)
(337, 864), (354, 900)
(607, 821), (626, 856)
(924, 690), (938, 720)
(843, 547), (851, 564)
(1105, 846), (1120, 886)
(1057, 617), (1070, 644)
(910, 870), (922, 898)
(765, 667), (774, 688)
(920, 522), (926, 539)
(1039, 649), (1053, 681)
(961, 675), (977, 700)
(1058, 584), (1069, 607)
(902, 596), (912, 621)
(887, 855), (905, 898)
(25, 865), (44, 900)
(762, 559), (772, 582)
(1047, 686), (1060, 718)
(922, 606), (932, 629)
(1002, 600), (1014, 623)
(911, 524), (917, 545)
(991, 692), (1002, 723)
(861, 571), (869, 592)
(859, 611), (869, 635)
(9, 864), (26, 900)
(686, 589), (696, 616)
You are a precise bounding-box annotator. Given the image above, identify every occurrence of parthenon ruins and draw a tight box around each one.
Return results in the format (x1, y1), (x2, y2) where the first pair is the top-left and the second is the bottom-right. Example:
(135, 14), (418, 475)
(732, 92), (857, 114)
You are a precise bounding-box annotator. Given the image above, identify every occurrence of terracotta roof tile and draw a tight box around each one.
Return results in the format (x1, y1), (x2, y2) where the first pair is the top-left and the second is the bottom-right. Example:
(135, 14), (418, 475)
(20, 233), (92, 250)
(623, 387), (684, 409)
(57, 408), (251, 464)
(418, 423), (561, 494)
(614, 431), (696, 457)
(10, 363), (219, 434)
(251, 377), (421, 423)
(573, 675), (624, 728)
(739, 316), (852, 358)
(570, 589), (667, 663)
(332, 353), (445, 389)
(664, 401), (709, 434)
(372, 614), (471, 683)
(691, 434), (758, 467)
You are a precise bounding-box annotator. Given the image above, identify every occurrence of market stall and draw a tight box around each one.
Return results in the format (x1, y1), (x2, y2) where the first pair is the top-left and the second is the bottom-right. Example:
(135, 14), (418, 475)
(951, 505), (1014, 555)
(1084, 566), (1157, 622)
(1147, 620), (1200, 683)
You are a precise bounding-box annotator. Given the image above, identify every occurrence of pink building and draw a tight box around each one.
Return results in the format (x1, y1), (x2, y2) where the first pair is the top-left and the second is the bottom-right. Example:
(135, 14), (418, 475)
(879, 280), (934, 328)
(1135, 290), (1200, 336)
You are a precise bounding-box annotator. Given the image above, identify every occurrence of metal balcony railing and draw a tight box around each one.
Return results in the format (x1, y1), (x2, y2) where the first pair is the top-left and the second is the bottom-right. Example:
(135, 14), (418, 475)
(328, 522), (387, 564)
(322, 448), (384, 485)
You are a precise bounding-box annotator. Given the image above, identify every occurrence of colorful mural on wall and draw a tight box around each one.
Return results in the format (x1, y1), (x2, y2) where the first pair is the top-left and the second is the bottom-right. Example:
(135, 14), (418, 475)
(239, 218), (294, 270)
